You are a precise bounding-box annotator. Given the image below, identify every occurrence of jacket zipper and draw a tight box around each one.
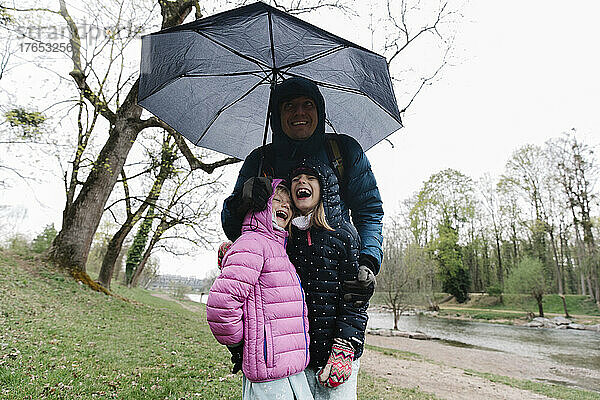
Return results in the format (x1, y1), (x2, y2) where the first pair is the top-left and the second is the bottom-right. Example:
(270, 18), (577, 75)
(296, 274), (309, 366)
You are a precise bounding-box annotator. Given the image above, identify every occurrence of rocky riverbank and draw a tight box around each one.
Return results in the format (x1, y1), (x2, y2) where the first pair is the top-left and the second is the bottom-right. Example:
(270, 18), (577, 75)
(362, 332), (600, 399)
(525, 316), (600, 331)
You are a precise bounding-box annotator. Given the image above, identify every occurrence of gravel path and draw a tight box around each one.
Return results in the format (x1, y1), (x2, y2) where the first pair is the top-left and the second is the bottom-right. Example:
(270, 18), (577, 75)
(361, 333), (600, 399)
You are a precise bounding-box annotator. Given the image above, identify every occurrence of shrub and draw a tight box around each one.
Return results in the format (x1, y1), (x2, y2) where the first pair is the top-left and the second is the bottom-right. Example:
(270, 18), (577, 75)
(31, 224), (57, 253)
(487, 284), (503, 297)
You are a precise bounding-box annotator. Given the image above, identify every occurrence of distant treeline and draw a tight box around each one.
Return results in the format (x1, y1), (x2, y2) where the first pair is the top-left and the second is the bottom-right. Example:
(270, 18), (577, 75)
(380, 131), (599, 311)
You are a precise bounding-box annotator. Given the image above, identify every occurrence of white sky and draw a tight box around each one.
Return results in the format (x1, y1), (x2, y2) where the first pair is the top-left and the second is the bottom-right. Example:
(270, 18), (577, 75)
(2, 1), (600, 278)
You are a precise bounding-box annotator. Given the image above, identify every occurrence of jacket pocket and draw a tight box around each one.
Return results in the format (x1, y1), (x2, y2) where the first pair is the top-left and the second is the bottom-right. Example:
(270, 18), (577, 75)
(264, 322), (274, 368)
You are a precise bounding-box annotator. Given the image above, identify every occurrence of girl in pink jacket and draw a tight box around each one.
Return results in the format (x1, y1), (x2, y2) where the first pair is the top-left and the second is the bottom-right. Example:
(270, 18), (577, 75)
(207, 180), (312, 399)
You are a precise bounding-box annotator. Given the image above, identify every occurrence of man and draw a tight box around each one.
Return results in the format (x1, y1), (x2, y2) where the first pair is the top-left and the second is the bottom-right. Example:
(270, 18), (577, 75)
(221, 76), (383, 304)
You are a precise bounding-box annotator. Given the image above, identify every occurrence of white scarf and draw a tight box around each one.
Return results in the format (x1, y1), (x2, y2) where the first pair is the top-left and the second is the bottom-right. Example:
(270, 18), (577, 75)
(292, 213), (312, 231)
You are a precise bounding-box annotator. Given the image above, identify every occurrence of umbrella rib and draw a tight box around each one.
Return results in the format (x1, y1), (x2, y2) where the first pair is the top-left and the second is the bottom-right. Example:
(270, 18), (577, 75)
(194, 75), (271, 146)
(305, 79), (403, 125)
(194, 30), (274, 76)
(278, 44), (347, 71)
(183, 71), (268, 78)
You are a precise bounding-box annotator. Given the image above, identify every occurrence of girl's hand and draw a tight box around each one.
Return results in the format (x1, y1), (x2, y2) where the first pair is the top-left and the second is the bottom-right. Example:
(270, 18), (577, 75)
(317, 338), (354, 387)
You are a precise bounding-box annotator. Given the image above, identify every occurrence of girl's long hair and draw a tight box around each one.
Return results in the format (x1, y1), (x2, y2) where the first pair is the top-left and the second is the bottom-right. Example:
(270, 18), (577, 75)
(311, 201), (334, 231)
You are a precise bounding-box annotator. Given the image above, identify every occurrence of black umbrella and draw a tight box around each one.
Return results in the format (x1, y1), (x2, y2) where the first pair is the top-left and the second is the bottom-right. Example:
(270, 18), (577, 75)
(138, 1), (402, 160)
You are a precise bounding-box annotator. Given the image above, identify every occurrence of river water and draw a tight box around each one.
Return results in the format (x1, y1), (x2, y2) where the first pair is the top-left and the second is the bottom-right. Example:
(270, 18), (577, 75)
(368, 312), (600, 370)
(189, 294), (600, 372)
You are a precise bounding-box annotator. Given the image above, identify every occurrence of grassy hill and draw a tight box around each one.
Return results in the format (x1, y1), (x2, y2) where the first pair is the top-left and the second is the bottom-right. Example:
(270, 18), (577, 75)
(0, 250), (430, 400)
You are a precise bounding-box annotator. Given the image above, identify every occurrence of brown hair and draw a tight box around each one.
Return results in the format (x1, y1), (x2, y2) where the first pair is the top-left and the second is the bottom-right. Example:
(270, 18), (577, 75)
(311, 200), (334, 231)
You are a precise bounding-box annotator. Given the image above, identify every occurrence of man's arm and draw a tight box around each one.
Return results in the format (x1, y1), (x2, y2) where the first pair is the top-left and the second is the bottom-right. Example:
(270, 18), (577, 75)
(336, 228), (369, 346)
(341, 136), (384, 272)
(221, 149), (261, 241)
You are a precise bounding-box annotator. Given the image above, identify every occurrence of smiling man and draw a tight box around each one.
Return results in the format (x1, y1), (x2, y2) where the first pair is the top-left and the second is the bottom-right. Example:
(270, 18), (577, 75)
(280, 96), (318, 140)
(221, 76), (383, 307)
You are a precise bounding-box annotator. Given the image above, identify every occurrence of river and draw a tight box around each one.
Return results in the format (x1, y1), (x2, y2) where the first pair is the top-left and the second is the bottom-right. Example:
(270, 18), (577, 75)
(368, 311), (600, 371)
(188, 293), (600, 373)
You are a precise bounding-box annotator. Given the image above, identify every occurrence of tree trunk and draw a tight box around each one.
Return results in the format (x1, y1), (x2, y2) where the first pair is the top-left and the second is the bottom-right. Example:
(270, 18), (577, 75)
(495, 234), (503, 286)
(96, 218), (141, 289)
(130, 219), (170, 287)
(48, 84), (142, 288)
(130, 238), (154, 288)
(547, 228), (564, 295)
(594, 277), (600, 310)
(536, 296), (544, 317)
(97, 139), (173, 289)
(587, 276), (595, 302)
(559, 294), (570, 318)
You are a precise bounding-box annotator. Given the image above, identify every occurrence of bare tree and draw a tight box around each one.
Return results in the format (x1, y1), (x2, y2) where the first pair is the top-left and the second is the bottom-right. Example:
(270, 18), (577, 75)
(478, 174), (505, 286)
(4, 1), (238, 293)
(129, 164), (224, 287)
(97, 133), (176, 289)
(382, 0), (461, 115)
(380, 213), (436, 329)
(549, 130), (599, 307)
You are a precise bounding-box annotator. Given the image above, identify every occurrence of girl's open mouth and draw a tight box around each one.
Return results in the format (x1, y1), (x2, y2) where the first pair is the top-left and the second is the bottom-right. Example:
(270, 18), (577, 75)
(276, 210), (288, 220)
(296, 188), (312, 199)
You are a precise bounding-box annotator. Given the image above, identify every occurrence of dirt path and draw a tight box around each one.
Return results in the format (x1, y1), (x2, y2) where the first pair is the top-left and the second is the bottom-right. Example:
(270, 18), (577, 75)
(150, 293), (202, 313)
(361, 333), (600, 399)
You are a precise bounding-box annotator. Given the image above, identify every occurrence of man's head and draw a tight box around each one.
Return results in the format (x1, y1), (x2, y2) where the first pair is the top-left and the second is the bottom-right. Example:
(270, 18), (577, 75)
(269, 77), (325, 141)
(279, 96), (317, 140)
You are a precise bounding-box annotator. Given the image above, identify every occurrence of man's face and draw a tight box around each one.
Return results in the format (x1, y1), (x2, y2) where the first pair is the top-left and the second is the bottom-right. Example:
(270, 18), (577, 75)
(279, 96), (318, 140)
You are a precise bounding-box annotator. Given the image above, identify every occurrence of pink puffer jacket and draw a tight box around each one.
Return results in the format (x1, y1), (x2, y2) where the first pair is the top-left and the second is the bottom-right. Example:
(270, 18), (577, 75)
(206, 179), (310, 382)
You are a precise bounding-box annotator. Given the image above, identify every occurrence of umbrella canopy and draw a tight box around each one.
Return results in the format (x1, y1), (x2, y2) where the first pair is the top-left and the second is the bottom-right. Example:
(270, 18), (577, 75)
(138, 1), (402, 160)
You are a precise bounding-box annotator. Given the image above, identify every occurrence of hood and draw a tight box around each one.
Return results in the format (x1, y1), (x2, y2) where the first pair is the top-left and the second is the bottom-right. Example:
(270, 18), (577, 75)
(269, 77), (326, 158)
(288, 158), (343, 228)
(242, 178), (289, 242)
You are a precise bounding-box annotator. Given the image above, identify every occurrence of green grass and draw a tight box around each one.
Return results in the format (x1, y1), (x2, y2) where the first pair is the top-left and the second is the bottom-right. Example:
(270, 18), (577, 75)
(364, 344), (425, 362)
(365, 344), (600, 400)
(0, 250), (433, 399)
(436, 308), (527, 322)
(464, 370), (600, 400)
(0, 252), (239, 399)
(358, 372), (441, 400)
(475, 294), (600, 316)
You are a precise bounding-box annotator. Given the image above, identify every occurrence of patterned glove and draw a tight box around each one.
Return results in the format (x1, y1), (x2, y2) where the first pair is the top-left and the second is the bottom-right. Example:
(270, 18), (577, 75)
(217, 241), (233, 270)
(227, 343), (243, 374)
(317, 338), (354, 388)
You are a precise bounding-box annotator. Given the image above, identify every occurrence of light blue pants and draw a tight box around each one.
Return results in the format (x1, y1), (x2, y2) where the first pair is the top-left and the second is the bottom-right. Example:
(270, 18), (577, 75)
(242, 371), (314, 400)
(304, 359), (360, 400)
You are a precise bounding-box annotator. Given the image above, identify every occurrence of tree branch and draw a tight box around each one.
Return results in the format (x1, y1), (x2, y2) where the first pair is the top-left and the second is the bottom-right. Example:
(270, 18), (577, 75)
(142, 116), (241, 173)
(159, 0), (202, 29)
(57, 0), (117, 124)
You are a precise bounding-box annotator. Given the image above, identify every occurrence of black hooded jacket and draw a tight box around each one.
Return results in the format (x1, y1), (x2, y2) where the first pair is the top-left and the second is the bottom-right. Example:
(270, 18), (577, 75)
(286, 158), (368, 368)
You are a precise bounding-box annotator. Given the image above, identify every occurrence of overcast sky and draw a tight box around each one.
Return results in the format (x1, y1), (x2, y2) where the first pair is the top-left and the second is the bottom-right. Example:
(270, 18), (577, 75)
(2, 1), (599, 278)
(368, 0), (600, 215)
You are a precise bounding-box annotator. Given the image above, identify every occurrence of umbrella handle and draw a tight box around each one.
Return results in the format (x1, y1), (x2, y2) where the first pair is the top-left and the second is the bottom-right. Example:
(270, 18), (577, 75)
(257, 82), (275, 177)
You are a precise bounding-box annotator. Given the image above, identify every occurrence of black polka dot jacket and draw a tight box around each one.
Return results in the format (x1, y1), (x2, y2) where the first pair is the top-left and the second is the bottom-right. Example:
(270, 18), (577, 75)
(287, 158), (368, 368)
